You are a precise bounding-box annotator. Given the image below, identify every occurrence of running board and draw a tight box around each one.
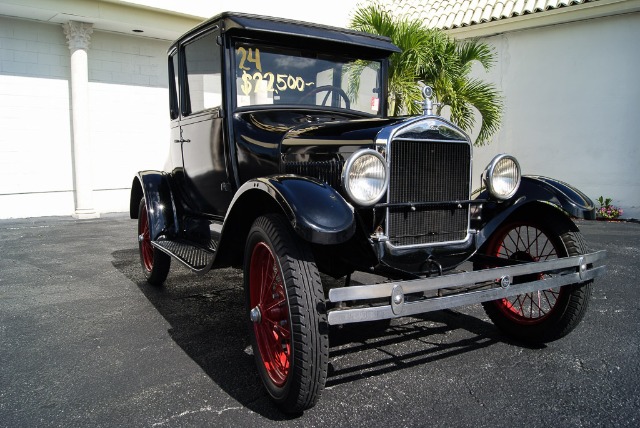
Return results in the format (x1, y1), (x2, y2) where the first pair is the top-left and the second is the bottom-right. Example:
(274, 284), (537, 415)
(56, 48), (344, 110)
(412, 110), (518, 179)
(327, 250), (606, 325)
(152, 239), (215, 273)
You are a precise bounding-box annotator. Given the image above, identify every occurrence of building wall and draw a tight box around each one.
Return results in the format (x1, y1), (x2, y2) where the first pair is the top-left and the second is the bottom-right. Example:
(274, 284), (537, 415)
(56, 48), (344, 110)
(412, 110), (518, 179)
(0, 16), (170, 218)
(87, 31), (170, 214)
(0, 17), (74, 218)
(2, 9), (639, 219)
(469, 12), (640, 218)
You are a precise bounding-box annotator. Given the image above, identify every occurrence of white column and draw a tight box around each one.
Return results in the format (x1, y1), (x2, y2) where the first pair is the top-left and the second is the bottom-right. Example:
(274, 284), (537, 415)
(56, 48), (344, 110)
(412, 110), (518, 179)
(63, 21), (99, 219)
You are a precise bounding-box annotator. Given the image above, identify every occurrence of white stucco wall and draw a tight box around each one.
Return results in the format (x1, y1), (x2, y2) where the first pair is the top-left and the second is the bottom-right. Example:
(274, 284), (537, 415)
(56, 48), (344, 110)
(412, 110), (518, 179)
(0, 16), (170, 218)
(0, 17), (74, 218)
(469, 12), (640, 218)
(88, 31), (170, 213)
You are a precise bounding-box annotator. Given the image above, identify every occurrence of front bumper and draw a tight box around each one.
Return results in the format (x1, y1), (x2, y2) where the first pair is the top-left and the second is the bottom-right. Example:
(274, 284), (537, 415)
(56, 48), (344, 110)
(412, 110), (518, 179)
(327, 250), (606, 325)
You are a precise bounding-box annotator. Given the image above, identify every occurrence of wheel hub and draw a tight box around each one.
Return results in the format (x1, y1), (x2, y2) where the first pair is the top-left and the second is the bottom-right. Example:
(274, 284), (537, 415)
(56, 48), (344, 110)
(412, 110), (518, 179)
(250, 306), (262, 324)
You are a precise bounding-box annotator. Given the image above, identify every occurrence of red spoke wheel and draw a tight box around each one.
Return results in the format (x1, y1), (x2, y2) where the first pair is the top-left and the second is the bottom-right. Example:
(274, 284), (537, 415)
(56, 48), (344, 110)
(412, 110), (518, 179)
(478, 210), (593, 343)
(244, 214), (328, 413)
(249, 242), (291, 387)
(137, 198), (170, 285)
(489, 223), (562, 323)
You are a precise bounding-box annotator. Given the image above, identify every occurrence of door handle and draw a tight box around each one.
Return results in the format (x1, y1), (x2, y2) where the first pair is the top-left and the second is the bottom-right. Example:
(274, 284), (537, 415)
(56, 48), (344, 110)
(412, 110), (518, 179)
(173, 139), (191, 143)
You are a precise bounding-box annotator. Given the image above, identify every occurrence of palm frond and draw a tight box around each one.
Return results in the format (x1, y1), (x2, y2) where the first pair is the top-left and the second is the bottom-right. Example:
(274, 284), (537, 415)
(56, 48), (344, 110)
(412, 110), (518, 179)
(349, 2), (503, 143)
(457, 40), (495, 72)
(345, 60), (371, 102)
(459, 79), (503, 146)
(350, 4), (396, 40)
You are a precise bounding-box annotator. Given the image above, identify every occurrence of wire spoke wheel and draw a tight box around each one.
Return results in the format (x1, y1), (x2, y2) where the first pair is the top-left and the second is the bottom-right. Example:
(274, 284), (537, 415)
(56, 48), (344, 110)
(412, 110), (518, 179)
(478, 210), (594, 343)
(138, 201), (154, 272)
(250, 242), (291, 386)
(491, 224), (562, 323)
(137, 198), (170, 285)
(244, 214), (328, 413)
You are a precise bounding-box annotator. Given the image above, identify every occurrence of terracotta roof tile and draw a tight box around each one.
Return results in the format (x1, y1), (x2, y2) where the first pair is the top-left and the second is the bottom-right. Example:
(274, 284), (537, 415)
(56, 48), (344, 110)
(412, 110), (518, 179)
(376, 0), (598, 29)
(453, 9), (466, 26)
(493, 2), (505, 18)
(502, 2), (515, 17)
(471, 5), (484, 23)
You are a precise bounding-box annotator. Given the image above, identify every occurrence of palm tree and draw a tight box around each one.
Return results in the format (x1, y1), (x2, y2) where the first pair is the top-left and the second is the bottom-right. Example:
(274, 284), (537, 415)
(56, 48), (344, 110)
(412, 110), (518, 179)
(349, 4), (502, 146)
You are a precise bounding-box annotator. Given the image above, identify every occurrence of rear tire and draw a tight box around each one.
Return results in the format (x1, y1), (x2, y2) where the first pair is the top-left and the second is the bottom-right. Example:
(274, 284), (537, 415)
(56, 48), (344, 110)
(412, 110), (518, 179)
(137, 198), (170, 285)
(244, 214), (328, 413)
(479, 212), (593, 344)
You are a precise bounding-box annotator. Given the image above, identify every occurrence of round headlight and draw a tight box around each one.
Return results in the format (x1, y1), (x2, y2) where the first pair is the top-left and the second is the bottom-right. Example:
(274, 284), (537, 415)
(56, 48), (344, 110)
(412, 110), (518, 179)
(484, 154), (521, 200)
(342, 149), (388, 206)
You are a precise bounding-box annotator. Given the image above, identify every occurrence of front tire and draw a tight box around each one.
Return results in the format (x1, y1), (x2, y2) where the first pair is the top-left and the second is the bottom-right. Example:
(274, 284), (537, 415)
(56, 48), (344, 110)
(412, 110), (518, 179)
(479, 212), (593, 344)
(137, 198), (170, 285)
(244, 214), (328, 413)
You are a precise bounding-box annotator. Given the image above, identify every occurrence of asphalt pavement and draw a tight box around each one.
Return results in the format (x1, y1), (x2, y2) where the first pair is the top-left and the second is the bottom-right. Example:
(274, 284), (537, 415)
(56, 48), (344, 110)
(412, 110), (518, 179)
(0, 214), (638, 427)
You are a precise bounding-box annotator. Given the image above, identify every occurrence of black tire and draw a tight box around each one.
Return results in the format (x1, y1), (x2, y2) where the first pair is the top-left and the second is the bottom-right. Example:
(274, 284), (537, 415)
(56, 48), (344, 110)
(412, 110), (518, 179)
(243, 214), (328, 413)
(479, 212), (593, 344)
(137, 198), (170, 285)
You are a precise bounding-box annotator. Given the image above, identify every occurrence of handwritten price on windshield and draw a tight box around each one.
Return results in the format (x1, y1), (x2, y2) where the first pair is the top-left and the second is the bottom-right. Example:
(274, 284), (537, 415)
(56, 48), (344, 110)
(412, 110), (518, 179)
(237, 47), (314, 96)
(240, 71), (314, 96)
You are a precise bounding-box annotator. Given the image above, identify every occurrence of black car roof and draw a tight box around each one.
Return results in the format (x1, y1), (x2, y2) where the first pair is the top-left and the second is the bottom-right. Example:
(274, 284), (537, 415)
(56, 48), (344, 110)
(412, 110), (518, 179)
(170, 11), (401, 56)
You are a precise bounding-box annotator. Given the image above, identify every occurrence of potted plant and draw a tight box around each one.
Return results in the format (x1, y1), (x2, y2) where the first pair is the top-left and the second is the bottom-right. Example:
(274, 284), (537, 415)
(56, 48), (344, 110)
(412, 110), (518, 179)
(596, 196), (623, 220)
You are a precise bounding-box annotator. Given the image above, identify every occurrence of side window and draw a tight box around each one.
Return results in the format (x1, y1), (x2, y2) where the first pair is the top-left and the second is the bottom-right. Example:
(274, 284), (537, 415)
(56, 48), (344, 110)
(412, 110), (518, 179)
(168, 52), (179, 119)
(183, 32), (222, 115)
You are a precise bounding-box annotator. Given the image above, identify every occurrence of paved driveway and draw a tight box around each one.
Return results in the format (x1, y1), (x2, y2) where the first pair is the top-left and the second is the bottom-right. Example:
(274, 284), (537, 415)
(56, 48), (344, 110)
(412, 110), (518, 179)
(0, 215), (638, 427)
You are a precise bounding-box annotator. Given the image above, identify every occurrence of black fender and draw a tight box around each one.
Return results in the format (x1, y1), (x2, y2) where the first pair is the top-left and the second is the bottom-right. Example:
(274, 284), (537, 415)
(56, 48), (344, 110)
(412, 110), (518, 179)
(130, 171), (178, 241)
(223, 175), (355, 246)
(475, 175), (595, 249)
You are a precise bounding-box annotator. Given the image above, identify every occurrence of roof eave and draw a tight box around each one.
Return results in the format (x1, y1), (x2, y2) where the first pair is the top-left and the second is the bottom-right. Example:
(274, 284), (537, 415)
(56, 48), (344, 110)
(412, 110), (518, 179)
(447, 0), (640, 38)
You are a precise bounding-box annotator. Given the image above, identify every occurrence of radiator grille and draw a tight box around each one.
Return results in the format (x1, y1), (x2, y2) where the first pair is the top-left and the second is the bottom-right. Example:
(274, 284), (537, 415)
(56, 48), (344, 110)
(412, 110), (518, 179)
(388, 140), (470, 246)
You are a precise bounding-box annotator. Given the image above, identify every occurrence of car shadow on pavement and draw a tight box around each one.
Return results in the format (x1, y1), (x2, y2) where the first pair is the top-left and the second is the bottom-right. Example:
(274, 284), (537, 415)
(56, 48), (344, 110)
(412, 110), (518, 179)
(327, 312), (507, 388)
(111, 247), (531, 419)
(111, 248), (294, 420)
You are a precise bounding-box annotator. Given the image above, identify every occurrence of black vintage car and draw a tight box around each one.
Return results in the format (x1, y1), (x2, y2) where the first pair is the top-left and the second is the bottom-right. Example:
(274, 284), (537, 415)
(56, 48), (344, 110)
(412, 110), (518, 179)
(130, 12), (606, 413)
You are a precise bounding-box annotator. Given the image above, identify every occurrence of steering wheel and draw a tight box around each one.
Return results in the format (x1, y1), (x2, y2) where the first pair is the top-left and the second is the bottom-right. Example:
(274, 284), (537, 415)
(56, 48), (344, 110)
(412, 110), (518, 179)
(299, 85), (351, 109)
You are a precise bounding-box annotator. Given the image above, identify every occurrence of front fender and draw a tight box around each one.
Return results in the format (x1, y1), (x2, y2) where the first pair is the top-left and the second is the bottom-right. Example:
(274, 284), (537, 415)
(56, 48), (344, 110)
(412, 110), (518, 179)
(519, 176), (596, 218)
(131, 171), (178, 241)
(227, 175), (356, 245)
(475, 175), (595, 248)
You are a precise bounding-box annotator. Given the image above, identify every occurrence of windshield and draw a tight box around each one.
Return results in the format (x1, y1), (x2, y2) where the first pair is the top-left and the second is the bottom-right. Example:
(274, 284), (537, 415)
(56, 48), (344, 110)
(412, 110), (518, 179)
(234, 42), (383, 115)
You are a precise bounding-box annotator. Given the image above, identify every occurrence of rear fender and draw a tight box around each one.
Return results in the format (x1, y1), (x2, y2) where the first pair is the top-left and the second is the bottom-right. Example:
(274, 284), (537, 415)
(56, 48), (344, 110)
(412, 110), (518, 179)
(476, 175), (594, 249)
(130, 171), (178, 241)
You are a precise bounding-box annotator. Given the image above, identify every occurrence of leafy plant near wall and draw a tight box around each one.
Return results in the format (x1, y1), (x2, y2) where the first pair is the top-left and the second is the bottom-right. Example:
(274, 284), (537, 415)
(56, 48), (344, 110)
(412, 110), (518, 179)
(596, 196), (623, 220)
(349, 4), (503, 146)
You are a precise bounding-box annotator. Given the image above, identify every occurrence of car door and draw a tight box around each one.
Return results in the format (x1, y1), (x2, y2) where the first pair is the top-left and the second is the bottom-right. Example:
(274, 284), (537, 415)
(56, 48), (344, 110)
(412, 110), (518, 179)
(178, 28), (232, 218)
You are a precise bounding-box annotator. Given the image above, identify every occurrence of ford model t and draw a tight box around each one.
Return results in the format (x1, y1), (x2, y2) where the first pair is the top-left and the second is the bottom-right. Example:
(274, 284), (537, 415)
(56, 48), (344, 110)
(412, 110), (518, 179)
(130, 13), (606, 412)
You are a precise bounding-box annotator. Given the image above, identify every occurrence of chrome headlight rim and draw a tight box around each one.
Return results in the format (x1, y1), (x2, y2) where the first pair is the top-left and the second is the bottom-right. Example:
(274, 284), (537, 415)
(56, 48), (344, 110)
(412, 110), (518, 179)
(484, 154), (521, 201)
(342, 149), (388, 207)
